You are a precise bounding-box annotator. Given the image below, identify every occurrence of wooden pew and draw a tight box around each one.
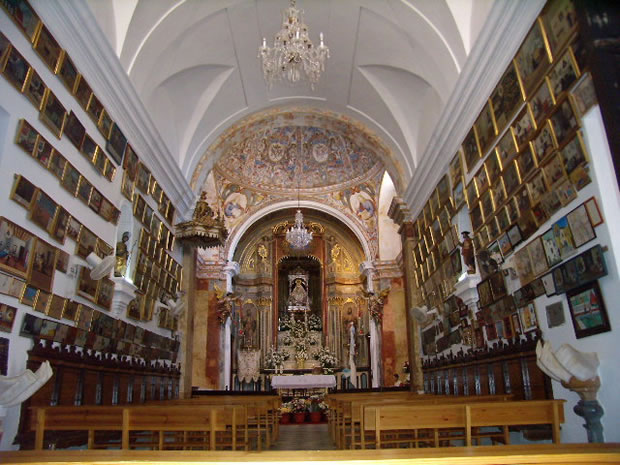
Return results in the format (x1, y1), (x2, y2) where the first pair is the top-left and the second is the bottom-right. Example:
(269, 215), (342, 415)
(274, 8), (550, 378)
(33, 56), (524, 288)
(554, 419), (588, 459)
(362, 399), (565, 449)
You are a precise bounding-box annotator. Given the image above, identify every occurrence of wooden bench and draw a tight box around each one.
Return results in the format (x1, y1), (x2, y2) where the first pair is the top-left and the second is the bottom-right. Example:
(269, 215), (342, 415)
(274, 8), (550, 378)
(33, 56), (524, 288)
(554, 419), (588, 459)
(30, 404), (251, 451)
(362, 399), (565, 449)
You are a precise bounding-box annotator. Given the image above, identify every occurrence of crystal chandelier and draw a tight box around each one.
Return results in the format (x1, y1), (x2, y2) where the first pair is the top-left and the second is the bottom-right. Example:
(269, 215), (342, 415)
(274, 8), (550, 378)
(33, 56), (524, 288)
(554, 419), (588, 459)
(286, 209), (313, 250)
(258, 0), (329, 90)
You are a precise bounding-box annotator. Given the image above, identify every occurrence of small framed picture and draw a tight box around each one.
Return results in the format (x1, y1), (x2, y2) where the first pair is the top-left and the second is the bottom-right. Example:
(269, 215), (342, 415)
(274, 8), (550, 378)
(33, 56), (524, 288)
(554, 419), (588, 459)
(555, 216), (577, 259)
(76, 227), (97, 259)
(550, 99), (579, 147)
(517, 145), (538, 181)
(567, 204), (595, 248)
(496, 130), (518, 169)
(15, 119), (38, 155)
(123, 144), (140, 181)
(530, 80), (555, 126)
(541, 0), (578, 55)
(2, 47), (29, 91)
(20, 285), (39, 307)
(34, 25), (62, 72)
(465, 180), (478, 208)
(477, 279), (493, 307)
(560, 132), (589, 176)
(490, 63), (524, 132)
(0, 217), (36, 279)
(136, 163), (152, 194)
(93, 151), (107, 175)
(80, 134), (98, 162)
(66, 216), (81, 241)
(48, 151), (67, 179)
(86, 94), (104, 123)
(546, 301), (566, 329)
(34, 290), (51, 313)
(497, 232), (512, 256)
(96, 278), (114, 310)
(541, 228), (562, 268)
(89, 189), (103, 214)
(514, 19), (551, 97)
(134, 195), (147, 222)
(512, 108), (536, 151)
(547, 48), (580, 101)
(20, 313), (42, 338)
(514, 247), (535, 285)
(28, 238), (57, 293)
(502, 160), (522, 196)
(55, 250), (70, 274)
(556, 178), (577, 206)
(584, 197), (603, 227)
(40, 89), (67, 138)
(30, 189), (58, 233)
(540, 190), (562, 218)
(541, 152), (566, 187)
(474, 101), (497, 155)
(57, 52), (78, 93)
(452, 178), (465, 211)
(491, 179), (507, 211)
(47, 294), (66, 320)
(62, 300), (79, 322)
(505, 198), (520, 224)
(98, 109), (113, 139)
(106, 122), (127, 166)
(61, 163), (81, 196)
(76, 304), (94, 331)
(462, 128), (480, 173)
(10, 175), (37, 209)
(74, 75), (92, 109)
(449, 151), (463, 188)
(23, 67), (46, 109)
(569, 165), (592, 191)
(541, 272), (556, 297)
(527, 170), (548, 205)
(489, 271), (507, 302)
(0, 304), (17, 333)
(470, 202), (484, 233)
(2, 1), (40, 41)
(531, 121), (557, 162)
(76, 266), (98, 302)
(570, 73), (597, 117)
(567, 281), (611, 339)
(518, 302), (539, 333)
(77, 176), (92, 204)
(527, 236), (549, 277)
(121, 172), (135, 201)
(50, 207), (70, 244)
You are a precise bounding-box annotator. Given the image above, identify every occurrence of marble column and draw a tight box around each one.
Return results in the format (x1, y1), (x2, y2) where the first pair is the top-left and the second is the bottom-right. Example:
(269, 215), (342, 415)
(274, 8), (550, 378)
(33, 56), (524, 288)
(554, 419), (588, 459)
(360, 261), (381, 387)
(221, 261), (239, 389)
(360, 261), (375, 293)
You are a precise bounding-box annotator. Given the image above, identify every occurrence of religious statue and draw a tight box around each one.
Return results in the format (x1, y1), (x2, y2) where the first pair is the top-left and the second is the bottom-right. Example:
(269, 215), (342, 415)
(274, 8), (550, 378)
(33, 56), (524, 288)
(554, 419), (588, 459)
(215, 285), (239, 325)
(114, 231), (130, 277)
(460, 231), (476, 274)
(194, 191), (214, 221)
(362, 287), (390, 323)
(288, 278), (309, 307)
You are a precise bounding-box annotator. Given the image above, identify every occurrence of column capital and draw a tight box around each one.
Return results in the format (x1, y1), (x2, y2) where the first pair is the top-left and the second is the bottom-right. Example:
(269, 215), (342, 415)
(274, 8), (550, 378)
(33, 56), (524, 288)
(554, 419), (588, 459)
(359, 261), (375, 293)
(387, 197), (410, 227)
(223, 261), (240, 294)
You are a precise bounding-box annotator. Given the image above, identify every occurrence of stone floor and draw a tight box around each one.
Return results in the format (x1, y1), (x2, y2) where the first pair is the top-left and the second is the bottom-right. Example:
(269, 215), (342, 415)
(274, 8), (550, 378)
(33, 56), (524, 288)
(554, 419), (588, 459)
(271, 423), (336, 450)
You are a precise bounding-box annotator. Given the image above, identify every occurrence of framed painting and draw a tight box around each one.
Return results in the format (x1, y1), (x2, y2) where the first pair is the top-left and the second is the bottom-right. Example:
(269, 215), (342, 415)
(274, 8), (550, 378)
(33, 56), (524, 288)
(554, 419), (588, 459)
(569, 165), (592, 191)
(436, 174), (451, 208)
(20, 313), (42, 338)
(10, 175), (36, 209)
(502, 161), (522, 197)
(542, 272), (556, 297)
(61, 163), (80, 196)
(30, 189), (58, 233)
(567, 204), (595, 248)
(76, 227), (97, 259)
(474, 101), (497, 155)
(106, 122), (127, 166)
(77, 176), (92, 204)
(555, 216), (576, 259)
(0, 304), (17, 333)
(514, 247), (535, 285)
(489, 271), (507, 302)
(567, 281), (610, 339)
(530, 80), (555, 127)
(517, 145), (538, 181)
(465, 180), (478, 208)
(480, 190), (494, 219)
(134, 195), (147, 223)
(103, 159), (116, 182)
(1, 0), (40, 41)
(462, 128), (480, 173)
(486, 217), (501, 243)
(531, 121), (557, 162)
(34, 290), (51, 313)
(560, 132), (588, 176)
(449, 151), (463, 188)
(76, 266), (98, 302)
(48, 151), (67, 180)
(15, 120), (38, 156)
(23, 67), (46, 109)
(55, 249), (70, 274)
(80, 134), (98, 162)
(96, 277), (114, 310)
(76, 304), (93, 331)
(2, 47), (29, 91)
(99, 198), (118, 224)
(541, 0), (578, 55)
(477, 279), (493, 307)
(485, 153), (502, 185)
(50, 206), (70, 244)
(40, 89), (67, 138)
(490, 179), (507, 211)
(28, 238), (56, 293)
(58, 52), (78, 93)
(490, 62), (524, 132)
(541, 190), (563, 218)
(518, 302), (539, 333)
(32, 134), (53, 167)
(541, 153), (566, 189)
(46, 294), (66, 320)
(121, 172), (135, 201)
(584, 197), (603, 227)
(123, 144), (140, 181)
(527, 170), (548, 205)
(86, 94), (104, 124)
(505, 198), (520, 224)
(497, 232), (512, 256)
(550, 99), (579, 147)
(34, 25), (62, 71)
(66, 216), (81, 241)
(452, 178), (465, 211)
(74, 75), (92, 109)
(143, 205), (154, 229)
(93, 150), (107, 175)
(547, 48), (580, 100)
(160, 194), (170, 217)
(487, 239), (504, 267)
(136, 163), (151, 194)
(496, 206), (511, 232)
(470, 202), (484, 232)
(570, 72), (597, 117)
(512, 108), (536, 151)
(20, 284), (39, 307)
(475, 165), (490, 196)
(89, 189), (103, 214)
(541, 228), (562, 268)
(8, 277), (24, 298)
(514, 19), (551, 97)
(496, 130), (518, 169)
(528, 236), (549, 277)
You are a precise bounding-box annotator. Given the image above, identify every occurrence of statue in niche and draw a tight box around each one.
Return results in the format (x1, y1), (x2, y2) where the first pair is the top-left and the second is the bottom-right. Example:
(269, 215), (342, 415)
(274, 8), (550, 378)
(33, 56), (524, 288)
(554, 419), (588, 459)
(114, 231), (130, 277)
(288, 278), (309, 307)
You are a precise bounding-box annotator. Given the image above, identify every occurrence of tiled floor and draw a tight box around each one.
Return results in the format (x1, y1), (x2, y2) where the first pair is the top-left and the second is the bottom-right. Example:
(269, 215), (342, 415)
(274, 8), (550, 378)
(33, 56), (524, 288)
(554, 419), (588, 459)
(271, 424), (336, 450)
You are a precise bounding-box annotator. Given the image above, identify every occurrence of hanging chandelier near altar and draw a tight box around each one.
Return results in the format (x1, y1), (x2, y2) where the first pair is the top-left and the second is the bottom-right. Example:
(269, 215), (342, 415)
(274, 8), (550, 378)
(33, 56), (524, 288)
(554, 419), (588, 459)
(258, 0), (330, 90)
(286, 209), (313, 250)
(175, 192), (228, 249)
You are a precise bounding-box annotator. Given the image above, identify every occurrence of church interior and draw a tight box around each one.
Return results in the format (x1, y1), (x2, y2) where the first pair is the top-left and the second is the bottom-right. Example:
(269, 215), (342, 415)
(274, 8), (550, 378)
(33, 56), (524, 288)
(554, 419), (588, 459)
(0, 0), (619, 463)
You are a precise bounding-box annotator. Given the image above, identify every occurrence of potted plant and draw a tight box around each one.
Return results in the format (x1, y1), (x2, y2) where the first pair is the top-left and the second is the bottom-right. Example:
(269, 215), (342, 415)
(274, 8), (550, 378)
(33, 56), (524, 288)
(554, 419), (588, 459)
(290, 397), (307, 423)
(307, 395), (323, 423)
(279, 403), (292, 424)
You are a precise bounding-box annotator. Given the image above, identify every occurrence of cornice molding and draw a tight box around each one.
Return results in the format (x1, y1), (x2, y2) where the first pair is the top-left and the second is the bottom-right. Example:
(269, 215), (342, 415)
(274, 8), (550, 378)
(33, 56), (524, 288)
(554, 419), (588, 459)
(403, 0), (546, 216)
(32, 0), (194, 217)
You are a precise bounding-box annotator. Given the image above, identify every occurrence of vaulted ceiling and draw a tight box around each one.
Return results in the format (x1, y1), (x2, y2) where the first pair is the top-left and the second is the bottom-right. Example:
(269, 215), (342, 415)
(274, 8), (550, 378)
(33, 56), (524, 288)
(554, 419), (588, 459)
(85, 0), (494, 192)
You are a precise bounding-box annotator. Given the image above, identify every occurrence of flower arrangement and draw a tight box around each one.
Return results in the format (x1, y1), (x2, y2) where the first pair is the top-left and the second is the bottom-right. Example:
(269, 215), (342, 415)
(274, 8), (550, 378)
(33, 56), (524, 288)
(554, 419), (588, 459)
(307, 394), (324, 412)
(264, 346), (289, 369)
(289, 397), (307, 413)
(295, 348), (308, 361)
(318, 401), (329, 413)
(315, 346), (337, 373)
(308, 313), (322, 331)
(279, 404), (292, 414)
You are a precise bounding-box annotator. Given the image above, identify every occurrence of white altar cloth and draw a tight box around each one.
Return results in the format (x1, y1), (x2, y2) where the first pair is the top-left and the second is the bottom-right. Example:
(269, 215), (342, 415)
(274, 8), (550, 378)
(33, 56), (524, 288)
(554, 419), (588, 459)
(271, 374), (336, 389)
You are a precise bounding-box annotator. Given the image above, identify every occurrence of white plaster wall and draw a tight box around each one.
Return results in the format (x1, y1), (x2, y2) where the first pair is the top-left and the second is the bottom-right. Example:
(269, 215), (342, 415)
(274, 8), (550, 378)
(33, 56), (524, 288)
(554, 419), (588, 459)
(0, 12), (182, 450)
(378, 171), (402, 261)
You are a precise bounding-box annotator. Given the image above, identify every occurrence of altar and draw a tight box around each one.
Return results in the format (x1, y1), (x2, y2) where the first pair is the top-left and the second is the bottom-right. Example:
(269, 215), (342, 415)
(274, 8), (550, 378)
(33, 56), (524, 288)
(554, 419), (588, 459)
(270, 374), (336, 390)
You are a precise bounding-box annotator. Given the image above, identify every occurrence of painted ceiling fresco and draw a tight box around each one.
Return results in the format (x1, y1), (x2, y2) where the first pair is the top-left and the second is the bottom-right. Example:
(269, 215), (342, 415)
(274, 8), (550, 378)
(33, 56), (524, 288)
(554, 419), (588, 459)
(214, 126), (382, 193)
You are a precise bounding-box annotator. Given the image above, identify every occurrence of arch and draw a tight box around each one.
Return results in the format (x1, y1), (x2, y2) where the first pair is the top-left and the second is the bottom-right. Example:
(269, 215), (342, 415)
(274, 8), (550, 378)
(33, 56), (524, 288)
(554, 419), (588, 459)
(226, 200), (372, 264)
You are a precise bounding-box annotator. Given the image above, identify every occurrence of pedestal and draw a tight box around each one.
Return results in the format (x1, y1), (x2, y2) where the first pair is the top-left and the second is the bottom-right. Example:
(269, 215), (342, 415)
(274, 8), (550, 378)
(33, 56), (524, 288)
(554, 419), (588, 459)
(562, 376), (605, 443)
(111, 277), (138, 318)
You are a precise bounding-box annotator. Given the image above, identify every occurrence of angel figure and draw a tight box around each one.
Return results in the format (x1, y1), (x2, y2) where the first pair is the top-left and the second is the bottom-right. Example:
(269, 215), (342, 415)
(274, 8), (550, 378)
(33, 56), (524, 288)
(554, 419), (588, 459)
(362, 287), (390, 323)
(214, 284), (239, 325)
